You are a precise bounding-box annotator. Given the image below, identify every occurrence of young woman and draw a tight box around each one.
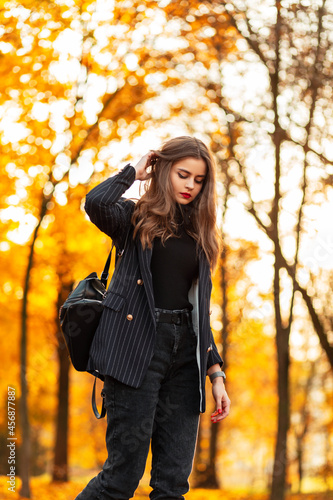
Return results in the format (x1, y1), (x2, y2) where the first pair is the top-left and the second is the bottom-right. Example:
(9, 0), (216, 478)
(76, 136), (230, 500)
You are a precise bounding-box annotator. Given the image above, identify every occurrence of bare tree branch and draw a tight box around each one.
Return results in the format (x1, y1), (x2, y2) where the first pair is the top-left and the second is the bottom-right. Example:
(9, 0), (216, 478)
(287, 0), (327, 330)
(220, 1), (269, 68)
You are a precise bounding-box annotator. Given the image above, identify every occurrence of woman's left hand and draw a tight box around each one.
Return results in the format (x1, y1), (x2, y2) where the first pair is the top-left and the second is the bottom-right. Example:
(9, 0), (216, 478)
(133, 151), (157, 181)
(210, 379), (231, 423)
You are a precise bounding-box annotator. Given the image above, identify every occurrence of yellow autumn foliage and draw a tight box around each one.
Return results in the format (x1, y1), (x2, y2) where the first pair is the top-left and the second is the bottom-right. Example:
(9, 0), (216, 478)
(1, 0), (333, 497)
(0, 476), (331, 500)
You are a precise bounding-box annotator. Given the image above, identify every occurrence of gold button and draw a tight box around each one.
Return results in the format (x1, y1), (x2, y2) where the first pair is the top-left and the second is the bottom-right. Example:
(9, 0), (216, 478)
(126, 314), (133, 321)
(137, 279), (143, 285)
(209, 310), (212, 316)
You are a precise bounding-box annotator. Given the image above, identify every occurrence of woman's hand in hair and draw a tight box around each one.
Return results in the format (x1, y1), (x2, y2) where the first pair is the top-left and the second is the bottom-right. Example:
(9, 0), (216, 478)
(133, 151), (157, 181)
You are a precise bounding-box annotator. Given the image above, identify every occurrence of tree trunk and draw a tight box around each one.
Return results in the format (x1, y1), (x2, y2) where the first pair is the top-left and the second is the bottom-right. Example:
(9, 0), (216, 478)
(204, 426), (219, 488)
(269, 3), (290, 497)
(296, 437), (303, 493)
(270, 325), (290, 499)
(194, 246), (229, 489)
(52, 344), (70, 481)
(295, 361), (314, 493)
(270, 253), (290, 500)
(194, 423), (219, 488)
(221, 246), (229, 375)
(52, 282), (72, 482)
(20, 315), (31, 499)
(19, 196), (49, 497)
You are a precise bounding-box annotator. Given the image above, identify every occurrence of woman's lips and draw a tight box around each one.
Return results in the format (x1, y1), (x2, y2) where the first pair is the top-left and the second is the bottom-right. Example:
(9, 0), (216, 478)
(180, 192), (191, 199)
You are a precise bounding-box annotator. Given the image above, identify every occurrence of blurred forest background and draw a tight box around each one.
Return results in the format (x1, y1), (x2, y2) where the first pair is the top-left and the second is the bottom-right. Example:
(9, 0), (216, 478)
(0, 0), (333, 499)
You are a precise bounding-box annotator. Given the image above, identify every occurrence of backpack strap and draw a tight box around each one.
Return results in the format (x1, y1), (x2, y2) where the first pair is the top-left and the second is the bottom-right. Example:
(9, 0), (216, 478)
(100, 245), (114, 288)
(92, 377), (106, 419)
(100, 225), (132, 287)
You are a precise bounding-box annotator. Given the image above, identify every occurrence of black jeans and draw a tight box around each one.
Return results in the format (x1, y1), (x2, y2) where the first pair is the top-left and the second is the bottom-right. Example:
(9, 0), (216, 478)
(75, 308), (200, 500)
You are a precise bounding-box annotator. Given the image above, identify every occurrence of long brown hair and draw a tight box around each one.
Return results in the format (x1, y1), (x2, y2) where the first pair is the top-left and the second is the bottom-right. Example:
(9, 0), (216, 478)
(132, 136), (220, 269)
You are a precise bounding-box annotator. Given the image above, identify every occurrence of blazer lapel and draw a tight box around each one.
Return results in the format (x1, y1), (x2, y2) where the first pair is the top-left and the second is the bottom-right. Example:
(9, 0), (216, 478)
(137, 239), (156, 323)
(190, 250), (210, 335)
(198, 250), (210, 325)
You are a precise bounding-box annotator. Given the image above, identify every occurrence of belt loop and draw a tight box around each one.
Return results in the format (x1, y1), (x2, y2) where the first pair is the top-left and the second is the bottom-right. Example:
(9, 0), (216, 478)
(173, 313), (181, 325)
(186, 311), (191, 327)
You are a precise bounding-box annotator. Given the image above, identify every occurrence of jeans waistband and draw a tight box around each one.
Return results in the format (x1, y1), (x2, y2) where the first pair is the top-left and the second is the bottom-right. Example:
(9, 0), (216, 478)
(155, 308), (192, 326)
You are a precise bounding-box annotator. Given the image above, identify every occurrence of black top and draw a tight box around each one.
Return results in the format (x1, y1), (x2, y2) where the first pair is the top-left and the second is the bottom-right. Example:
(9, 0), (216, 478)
(150, 210), (199, 310)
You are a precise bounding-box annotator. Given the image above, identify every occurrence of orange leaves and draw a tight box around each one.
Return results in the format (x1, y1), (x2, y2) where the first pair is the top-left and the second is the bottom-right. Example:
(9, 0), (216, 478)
(0, 476), (84, 500)
(0, 476), (331, 500)
(2, 0), (331, 494)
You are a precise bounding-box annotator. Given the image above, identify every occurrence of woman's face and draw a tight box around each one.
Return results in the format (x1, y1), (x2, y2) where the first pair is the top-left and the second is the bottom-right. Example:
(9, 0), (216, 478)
(169, 157), (207, 205)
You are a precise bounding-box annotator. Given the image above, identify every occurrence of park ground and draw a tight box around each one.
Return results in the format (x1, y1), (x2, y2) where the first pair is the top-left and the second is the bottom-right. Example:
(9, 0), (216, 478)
(0, 476), (332, 500)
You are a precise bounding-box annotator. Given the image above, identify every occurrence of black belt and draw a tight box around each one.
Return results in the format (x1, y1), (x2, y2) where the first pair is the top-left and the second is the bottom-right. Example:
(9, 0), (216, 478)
(155, 310), (191, 326)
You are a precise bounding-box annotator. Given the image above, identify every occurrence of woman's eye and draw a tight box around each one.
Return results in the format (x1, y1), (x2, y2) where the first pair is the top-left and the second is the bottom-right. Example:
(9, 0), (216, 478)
(195, 179), (204, 184)
(178, 173), (187, 179)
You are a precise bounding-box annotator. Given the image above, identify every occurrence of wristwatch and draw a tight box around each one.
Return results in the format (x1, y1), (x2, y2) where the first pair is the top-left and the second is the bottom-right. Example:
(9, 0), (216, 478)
(209, 371), (226, 383)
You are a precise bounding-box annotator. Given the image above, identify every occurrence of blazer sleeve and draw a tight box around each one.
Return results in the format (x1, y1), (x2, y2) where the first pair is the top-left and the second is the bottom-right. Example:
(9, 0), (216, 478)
(207, 329), (223, 371)
(85, 164), (136, 245)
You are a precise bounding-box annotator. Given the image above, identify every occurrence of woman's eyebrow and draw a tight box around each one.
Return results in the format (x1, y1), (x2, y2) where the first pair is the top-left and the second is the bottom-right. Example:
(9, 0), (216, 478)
(177, 168), (206, 178)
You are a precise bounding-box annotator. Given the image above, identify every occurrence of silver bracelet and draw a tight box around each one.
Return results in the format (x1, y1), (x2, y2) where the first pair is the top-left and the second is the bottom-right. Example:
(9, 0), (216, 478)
(209, 371), (226, 383)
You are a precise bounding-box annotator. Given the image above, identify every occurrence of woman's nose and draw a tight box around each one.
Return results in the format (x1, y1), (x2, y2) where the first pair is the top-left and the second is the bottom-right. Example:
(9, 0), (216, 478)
(185, 177), (194, 189)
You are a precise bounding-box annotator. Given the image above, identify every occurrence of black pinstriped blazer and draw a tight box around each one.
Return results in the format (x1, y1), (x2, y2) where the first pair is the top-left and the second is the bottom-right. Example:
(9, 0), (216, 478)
(85, 164), (223, 413)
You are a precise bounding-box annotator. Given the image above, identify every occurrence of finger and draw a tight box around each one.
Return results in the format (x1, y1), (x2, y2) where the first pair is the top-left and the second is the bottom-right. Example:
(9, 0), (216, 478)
(211, 412), (226, 423)
(213, 407), (223, 416)
(211, 398), (230, 423)
(147, 151), (159, 164)
(210, 407), (223, 423)
(144, 152), (155, 168)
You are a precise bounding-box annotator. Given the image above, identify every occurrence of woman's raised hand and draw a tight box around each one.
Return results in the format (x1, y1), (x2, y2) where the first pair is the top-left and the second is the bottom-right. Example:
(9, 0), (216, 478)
(133, 151), (157, 181)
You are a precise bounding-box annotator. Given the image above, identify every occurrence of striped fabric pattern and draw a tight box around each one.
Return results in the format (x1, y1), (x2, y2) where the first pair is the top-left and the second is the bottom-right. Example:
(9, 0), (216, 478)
(84, 164), (223, 412)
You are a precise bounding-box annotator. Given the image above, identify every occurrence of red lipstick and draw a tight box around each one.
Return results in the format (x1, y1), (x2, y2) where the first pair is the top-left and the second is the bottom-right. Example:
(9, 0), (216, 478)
(180, 193), (191, 199)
